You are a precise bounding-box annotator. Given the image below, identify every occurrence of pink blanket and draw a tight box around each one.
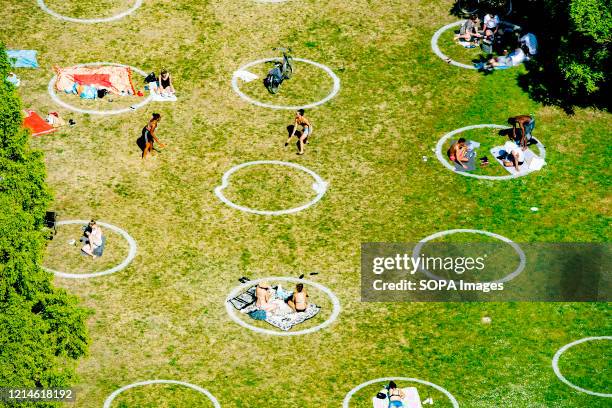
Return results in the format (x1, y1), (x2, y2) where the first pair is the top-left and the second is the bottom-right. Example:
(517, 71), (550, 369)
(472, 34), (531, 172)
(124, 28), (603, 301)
(54, 66), (136, 95)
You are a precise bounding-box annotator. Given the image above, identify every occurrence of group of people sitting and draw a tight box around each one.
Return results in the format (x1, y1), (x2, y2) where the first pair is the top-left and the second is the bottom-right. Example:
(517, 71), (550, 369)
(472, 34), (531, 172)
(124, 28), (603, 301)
(145, 69), (176, 97)
(448, 114), (536, 172)
(454, 11), (538, 69)
(256, 281), (309, 313)
(80, 219), (104, 259)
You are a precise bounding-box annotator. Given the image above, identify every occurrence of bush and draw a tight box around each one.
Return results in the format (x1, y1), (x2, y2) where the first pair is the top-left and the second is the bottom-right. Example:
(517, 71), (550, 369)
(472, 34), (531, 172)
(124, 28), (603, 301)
(0, 43), (90, 405)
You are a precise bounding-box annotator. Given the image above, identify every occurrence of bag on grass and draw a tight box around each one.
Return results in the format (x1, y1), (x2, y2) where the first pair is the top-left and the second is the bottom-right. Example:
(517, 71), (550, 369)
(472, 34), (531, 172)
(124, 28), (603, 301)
(248, 310), (267, 320)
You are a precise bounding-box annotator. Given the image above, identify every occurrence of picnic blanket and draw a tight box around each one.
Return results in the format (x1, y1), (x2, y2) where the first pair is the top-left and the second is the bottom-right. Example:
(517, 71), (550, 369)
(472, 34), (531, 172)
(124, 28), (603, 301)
(23, 110), (56, 136)
(7, 50), (38, 68)
(373, 387), (422, 408)
(54, 65), (136, 95)
(230, 285), (321, 331)
(491, 144), (546, 175)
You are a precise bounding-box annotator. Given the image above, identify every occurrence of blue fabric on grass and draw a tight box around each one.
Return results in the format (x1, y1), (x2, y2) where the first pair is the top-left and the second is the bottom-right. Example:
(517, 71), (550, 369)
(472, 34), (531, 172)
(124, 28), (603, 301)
(6, 50), (39, 68)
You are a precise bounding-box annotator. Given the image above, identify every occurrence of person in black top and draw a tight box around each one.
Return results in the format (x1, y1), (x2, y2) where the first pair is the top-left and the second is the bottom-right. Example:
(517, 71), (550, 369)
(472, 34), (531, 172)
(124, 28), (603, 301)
(159, 69), (175, 97)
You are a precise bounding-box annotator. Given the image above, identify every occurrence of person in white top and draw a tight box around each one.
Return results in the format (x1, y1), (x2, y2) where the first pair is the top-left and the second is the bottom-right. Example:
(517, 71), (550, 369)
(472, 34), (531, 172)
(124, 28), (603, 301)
(81, 220), (103, 259)
(483, 13), (500, 34)
(487, 47), (527, 68)
(502, 141), (525, 172)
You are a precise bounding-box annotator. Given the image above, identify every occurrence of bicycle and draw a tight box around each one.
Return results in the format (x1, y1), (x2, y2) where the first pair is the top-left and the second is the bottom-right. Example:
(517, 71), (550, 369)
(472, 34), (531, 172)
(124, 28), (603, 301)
(264, 47), (293, 94)
(458, 0), (512, 16)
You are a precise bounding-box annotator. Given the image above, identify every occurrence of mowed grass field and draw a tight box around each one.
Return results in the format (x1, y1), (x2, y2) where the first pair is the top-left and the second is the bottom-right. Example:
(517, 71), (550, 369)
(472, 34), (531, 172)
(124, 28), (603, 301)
(3, 0), (611, 406)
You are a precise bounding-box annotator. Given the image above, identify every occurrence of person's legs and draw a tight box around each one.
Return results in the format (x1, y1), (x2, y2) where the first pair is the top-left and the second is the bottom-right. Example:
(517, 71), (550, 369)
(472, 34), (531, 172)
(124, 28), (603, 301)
(298, 134), (307, 155)
(142, 142), (152, 159)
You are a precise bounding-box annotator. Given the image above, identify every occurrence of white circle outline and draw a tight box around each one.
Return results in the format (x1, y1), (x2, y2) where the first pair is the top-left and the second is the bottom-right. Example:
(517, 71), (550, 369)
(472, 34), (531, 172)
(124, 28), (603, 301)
(102, 379), (221, 408)
(225, 276), (341, 336)
(42, 220), (137, 279)
(37, 0), (143, 24)
(342, 377), (459, 408)
(552, 336), (612, 398)
(435, 124), (547, 180)
(48, 62), (153, 115)
(413, 229), (526, 284)
(231, 57), (340, 110)
(431, 20), (478, 70)
(214, 160), (328, 215)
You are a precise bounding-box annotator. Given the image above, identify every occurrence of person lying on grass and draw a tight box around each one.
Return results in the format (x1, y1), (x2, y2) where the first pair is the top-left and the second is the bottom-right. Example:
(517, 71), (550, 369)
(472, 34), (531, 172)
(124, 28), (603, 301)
(447, 138), (470, 169)
(287, 283), (309, 312)
(285, 109), (313, 155)
(81, 220), (103, 259)
(388, 381), (406, 407)
(142, 113), (166, 159)
(454, 14), (482, 43)
(486, 46), (527, 69)
(501, 141), (525, 172)
(159, 69), (175, 97)
(508, 114), (535, 149)
(256, 281), (279, 313)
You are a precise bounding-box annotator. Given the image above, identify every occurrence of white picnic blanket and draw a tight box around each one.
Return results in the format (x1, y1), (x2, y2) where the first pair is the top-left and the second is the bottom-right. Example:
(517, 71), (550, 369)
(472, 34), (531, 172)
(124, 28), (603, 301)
(372, 387), (422, 408)
(491, 145), (546, 175)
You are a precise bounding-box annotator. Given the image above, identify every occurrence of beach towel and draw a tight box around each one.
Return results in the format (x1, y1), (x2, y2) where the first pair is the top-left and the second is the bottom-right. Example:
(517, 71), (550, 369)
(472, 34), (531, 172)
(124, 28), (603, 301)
(54, 65), (136, 95)
(23, 110), (56, 136)
(241, 302), (321, 331)
(372, 387), (422, 408)
(7, 50), (38, 68)
(491, 145), (546, 175)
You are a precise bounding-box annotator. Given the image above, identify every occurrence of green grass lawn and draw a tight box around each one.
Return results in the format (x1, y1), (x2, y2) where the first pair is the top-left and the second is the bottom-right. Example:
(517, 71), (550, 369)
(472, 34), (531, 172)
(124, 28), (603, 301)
(2, 0), (610, 406)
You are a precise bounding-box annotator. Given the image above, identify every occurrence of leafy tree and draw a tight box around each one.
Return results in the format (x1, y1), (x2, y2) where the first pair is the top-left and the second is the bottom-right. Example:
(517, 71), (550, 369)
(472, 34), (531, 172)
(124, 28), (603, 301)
(0, 43), (90, 406)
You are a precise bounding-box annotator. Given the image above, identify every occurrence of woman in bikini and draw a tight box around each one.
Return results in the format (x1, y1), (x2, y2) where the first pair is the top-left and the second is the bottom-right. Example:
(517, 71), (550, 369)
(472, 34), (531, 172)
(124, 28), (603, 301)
(388, 381), (406, 407)
(287, 283), (308, 312)
(142, 113), (166, 159)
(285, 109), (313, 155)
(256, 281), (278, 313)
(447, 138), (469, 169)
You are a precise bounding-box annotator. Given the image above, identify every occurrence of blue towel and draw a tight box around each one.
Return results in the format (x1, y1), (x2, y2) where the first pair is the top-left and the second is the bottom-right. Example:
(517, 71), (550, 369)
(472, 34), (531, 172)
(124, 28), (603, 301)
(6, 50), (39, 68)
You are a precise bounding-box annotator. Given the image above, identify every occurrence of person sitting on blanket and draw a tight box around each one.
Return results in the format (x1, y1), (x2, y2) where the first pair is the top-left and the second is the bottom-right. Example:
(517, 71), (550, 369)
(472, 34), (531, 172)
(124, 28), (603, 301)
(447, 138), (469, 169)
(508, 114), (535, 149)
(388, 381), (406, 407)
(256, 281), (279, 313)
(159, 69), (175, 97)
(454, 14), (481, 43)
(287, 283), (309, 312)
(486, 46), (527, 68)
(482, 12), (500, 35)
(81, 220), (103, 259)
(501, 141), (525, 172)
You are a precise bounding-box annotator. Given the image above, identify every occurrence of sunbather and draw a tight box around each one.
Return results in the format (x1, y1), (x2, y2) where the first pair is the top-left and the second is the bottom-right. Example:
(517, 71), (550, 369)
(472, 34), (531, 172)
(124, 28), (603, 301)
(486, 46), (527, 68)
(287, 283), (309, 312)
(256, 281), (278, 313)
(501, 141), (525, 172)
(447, 138), (469, 169)
(388, 381), (406, 407)
(508, 114), (535, 148)
(81, 220), (103, 259)
(142, 113), (166, 159)
(454, 14), (481, 42)
(159, 69), (175, 96)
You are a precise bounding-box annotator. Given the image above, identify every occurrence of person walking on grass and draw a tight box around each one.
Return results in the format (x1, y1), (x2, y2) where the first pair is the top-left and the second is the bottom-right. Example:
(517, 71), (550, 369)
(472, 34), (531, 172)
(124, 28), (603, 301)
(285, 109), (313, 155)
(142, 113), (166, 159)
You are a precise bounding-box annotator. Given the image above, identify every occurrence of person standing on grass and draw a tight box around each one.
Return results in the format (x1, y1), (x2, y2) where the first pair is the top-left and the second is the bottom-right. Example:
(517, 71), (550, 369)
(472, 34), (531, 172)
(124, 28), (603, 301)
(285, 109), (313, 155)
(142, 113), (166, 159)
(508, 114), (535, 149)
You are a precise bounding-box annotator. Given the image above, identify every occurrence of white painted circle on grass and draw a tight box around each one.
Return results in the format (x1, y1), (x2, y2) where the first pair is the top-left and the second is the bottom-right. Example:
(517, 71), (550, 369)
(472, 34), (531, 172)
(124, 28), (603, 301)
(343, 377), (459, 408)
(431, 20), (477, 69)
(552, 336), (612, 398)
(413, 229), (526, 284)
(231, 57), (340, 110)
(103, 380), (221, 408)
(214, 160), (328, 215)
(37, 0), (142, 24)
(42, 220), (137, 279)
(225, 276), (341, 336)
(48, 62), (153, 115)
(435, 124), (547, 180)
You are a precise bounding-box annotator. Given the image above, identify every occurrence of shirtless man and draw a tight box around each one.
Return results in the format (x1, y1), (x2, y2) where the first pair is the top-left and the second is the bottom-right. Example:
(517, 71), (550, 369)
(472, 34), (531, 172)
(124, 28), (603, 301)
(285, 109), (313, 155)
(142, 113), (166, 159)
(447, 138), (469, 169)
(287, 283), (308, 312)
(256, 281), (278, 313)
(508, 114), (535, 148)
